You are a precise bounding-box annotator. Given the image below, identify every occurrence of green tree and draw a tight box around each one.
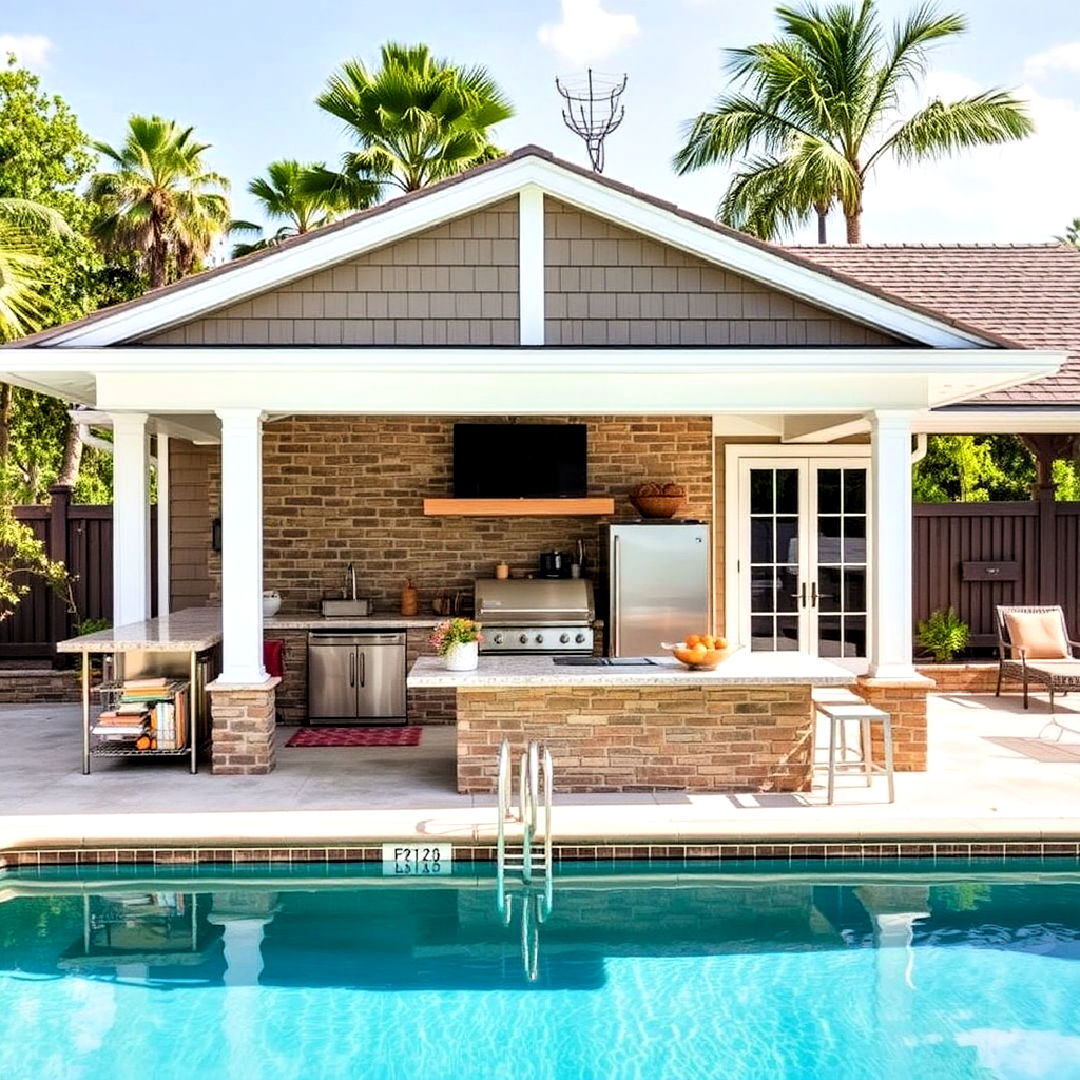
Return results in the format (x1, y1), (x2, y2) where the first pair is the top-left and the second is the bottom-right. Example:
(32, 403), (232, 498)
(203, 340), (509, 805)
(0, 57), (131, 504)
(90, 115), (230, 288)
(304, 42), (513, 205)
(1057, 217), (1080, 247)
(231, 159), (349, 257)
(674, 1), (1033, 242)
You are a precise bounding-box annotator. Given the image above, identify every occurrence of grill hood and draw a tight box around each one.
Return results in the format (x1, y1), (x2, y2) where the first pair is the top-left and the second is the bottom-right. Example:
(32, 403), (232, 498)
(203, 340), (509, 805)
(474, 579), (595, 626)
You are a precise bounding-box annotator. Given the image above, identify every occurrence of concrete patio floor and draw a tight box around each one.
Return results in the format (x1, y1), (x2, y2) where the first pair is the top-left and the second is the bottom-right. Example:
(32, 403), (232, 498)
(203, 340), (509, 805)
(3, 691), (1080, 851)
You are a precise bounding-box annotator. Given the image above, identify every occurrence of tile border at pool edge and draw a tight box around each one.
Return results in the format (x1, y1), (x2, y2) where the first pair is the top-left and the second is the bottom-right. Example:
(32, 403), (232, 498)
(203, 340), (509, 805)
(5, 840), (1080, 869)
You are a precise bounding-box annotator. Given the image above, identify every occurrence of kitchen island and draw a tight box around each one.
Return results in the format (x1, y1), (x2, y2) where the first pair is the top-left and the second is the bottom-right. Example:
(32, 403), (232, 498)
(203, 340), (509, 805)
(407, 651), (854, 794)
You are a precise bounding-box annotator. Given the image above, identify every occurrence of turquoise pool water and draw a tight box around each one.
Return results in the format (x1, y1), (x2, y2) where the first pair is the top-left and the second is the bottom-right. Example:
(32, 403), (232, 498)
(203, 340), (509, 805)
(3, 860), (1080, 1079)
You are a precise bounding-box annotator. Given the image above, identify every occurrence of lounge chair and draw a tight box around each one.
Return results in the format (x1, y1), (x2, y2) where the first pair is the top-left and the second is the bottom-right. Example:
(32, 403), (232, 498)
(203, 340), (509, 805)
(995, 604), (1080, 736)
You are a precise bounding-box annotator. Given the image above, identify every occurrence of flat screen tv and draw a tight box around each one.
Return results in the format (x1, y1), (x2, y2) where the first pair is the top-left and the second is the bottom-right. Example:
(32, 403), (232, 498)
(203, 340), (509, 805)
(453, 423), (587, 498)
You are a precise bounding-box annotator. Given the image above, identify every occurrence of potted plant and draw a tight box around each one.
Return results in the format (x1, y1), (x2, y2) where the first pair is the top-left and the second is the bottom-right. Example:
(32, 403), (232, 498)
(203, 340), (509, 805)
(917, 607), (969, 662)
(429, 618), (483, 671)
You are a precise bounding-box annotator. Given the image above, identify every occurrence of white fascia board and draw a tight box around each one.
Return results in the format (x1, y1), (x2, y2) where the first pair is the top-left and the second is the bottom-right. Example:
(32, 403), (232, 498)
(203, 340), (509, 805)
(43, 157), (542, 348)
(527, 159), (994, 349)
(0, 370), (95, 403)
(31, 345), (1060, 378)
(38, 153), (1003, 351)
(915, 409), (1080, 434)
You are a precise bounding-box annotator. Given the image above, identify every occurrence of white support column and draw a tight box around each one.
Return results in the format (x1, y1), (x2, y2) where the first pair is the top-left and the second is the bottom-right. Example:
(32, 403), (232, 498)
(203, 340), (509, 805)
(216, 408), (267, 683)
(110, 412), (151, 626)
(518, 185), (545, 345)
(156, 432), (170, 617)
(869, 410), (916, 678)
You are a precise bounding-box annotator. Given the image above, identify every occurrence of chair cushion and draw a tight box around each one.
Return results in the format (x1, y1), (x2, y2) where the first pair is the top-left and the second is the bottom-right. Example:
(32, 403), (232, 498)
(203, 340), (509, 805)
(1004, 611), (1069, 659)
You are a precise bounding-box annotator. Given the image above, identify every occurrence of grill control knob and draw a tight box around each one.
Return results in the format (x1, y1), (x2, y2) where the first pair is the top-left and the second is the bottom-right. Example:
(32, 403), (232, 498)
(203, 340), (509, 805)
(575, 633), (587, 644)
(559, 633), (570, 644)
(535, 633), (545, 644)
(518, 633), (529, 645)
(493, 633), (503, 645)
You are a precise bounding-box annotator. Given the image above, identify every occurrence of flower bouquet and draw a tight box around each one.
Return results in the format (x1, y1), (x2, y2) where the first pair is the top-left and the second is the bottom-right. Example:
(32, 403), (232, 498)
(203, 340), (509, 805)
(429, 618), (483, 671)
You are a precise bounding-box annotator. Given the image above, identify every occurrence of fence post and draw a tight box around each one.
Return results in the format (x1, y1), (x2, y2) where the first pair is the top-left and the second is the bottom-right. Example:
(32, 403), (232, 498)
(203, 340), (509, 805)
(47, 484), (73, 660)
(1036, 483), (1058, 605)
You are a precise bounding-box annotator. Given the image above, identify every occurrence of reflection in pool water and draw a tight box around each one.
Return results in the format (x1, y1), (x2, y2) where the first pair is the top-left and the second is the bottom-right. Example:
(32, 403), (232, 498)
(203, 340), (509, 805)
(3, 861), (1080, 1079)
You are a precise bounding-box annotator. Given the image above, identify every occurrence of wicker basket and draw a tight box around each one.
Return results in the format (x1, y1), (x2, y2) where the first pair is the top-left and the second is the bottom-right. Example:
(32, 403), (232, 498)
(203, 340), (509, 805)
(630, 494), (685, 519)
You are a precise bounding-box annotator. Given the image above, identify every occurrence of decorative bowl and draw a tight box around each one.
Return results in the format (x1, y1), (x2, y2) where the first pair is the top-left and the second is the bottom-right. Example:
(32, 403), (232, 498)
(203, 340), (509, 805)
(663, 641), (732, 671)
(630, 494), (685, 519)
(263, 591), (283, 617)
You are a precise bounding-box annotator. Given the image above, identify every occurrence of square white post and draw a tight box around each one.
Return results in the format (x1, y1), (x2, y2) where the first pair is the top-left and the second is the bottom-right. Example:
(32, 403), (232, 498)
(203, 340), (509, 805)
(110, 412), (151, 626)
(216, 408), (267, 683)
(518, 185), (545, 345)
(156, 432), (170, 617)
(869, 410), (916, 678)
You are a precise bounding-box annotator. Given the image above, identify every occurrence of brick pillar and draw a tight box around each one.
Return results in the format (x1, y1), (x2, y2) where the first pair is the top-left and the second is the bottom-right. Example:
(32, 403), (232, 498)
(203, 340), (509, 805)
(854, 674), (935, 772)
(207, 678), (280, 775)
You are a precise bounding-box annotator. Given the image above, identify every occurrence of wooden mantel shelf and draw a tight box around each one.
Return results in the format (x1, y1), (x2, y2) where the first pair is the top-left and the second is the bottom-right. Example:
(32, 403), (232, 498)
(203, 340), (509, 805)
(423, 497), (616, 517)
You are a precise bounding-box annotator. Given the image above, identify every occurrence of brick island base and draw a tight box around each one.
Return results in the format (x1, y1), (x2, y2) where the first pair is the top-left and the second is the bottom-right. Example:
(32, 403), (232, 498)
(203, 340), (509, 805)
(456, 684), (815, 794)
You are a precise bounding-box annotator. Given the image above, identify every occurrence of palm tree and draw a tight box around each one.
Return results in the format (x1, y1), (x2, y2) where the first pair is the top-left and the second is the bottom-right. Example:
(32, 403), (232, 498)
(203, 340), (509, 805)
(89, 115), (230, 288)
(674, 1), (1033, 243)
(1057, 218), (1080, 248)
(305, 42), (513, 204)
(230, 159), (349, 258)
(0, 198), (70, 340)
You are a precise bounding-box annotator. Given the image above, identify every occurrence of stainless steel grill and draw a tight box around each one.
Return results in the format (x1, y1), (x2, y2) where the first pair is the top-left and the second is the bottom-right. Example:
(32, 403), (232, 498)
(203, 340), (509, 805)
(475, 579), (595, 654)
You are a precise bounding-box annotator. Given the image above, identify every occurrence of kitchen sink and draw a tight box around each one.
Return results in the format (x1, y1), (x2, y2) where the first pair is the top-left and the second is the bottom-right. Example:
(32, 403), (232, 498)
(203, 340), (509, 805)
(320, 599), (372, 618)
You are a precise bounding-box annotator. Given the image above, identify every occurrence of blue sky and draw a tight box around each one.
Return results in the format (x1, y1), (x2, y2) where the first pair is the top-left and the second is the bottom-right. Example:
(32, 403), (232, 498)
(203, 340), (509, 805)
(4, 0), (1080, 246)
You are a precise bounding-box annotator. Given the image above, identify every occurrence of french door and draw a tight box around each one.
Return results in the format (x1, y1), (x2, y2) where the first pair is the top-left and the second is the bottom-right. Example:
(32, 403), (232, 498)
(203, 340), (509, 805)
(733, 455), (871, 671)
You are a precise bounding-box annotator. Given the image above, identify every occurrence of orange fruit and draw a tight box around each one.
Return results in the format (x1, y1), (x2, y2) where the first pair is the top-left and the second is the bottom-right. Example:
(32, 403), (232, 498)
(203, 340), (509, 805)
(715, 637), (728, 651)
(702, 634), (715, 649)
(685, 634), (700, 647)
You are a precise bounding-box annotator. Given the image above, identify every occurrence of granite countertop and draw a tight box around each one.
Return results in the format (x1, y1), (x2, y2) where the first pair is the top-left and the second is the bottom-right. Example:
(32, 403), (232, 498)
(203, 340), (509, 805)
(265, 614), (443, 631)
(57, 606), (223, 654)
(406, 650), (855, 689)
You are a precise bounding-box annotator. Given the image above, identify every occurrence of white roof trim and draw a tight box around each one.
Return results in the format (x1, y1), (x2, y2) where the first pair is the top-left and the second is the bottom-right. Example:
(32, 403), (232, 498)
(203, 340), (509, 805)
(32, 152), (995, 350)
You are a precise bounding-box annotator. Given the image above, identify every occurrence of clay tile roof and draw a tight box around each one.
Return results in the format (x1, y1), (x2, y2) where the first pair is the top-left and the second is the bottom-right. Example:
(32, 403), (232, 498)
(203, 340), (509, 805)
(789, 244), (1080, 406)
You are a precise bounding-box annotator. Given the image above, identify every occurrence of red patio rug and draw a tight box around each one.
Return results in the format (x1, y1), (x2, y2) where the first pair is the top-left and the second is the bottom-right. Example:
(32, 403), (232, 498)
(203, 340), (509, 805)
(285, 726), (423, 748)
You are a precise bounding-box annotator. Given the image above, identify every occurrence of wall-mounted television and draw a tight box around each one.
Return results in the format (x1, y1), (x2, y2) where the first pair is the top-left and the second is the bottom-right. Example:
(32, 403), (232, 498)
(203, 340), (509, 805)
(453, 423), (588, 498)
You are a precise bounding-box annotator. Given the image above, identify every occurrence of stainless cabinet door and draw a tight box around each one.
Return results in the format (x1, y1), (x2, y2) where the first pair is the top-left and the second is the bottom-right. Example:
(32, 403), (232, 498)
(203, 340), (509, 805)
(307, 643), (358, 719)
(356, 644), (406, 718)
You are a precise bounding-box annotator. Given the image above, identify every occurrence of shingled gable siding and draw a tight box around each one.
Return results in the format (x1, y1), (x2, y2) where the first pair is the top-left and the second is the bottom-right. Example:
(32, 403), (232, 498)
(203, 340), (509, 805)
(169, 439), (214, 611)
(141, 199), (520, 346)
(543, 198), (902, 347)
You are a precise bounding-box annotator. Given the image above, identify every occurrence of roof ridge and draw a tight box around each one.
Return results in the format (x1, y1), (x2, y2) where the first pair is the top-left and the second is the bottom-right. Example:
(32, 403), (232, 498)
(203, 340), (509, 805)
(790, 242), (1070, 250)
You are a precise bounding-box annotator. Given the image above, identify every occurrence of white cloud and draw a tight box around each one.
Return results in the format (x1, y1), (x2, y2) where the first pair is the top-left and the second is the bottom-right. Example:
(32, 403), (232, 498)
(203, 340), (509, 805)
(1023, 41), (1080, 79)
(537, 0), (641, 67)
(0, 33), (52, 68)
(863, 68), (1080, 243)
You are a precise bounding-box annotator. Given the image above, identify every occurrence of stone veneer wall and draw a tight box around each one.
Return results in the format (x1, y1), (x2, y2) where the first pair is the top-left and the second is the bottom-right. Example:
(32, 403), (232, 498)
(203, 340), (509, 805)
(855, 676), (933, 772)
(215, 414), (713, 612)
(209, 681), (279, 774)
(456, 684), (814, 794)
(0, 669), (81, 703)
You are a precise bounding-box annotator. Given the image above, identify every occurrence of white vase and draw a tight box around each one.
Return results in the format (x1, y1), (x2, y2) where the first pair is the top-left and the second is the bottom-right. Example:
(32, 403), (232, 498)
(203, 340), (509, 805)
(444, 640), (479, 671)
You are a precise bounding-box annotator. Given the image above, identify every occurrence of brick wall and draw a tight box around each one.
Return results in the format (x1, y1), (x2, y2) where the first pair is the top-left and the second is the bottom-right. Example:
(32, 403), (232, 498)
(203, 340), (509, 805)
(169, 440), (214, 611)
(456, 684), (814, 793)
(544, 199), (903, 347)
(0, 669), (81, 703)
(855, 676), (932, 772)
(247, 414), (713, 612)
(916, 663), (1000, 694)
(209, 682), (278, 774)
(143, 200), (519, 347)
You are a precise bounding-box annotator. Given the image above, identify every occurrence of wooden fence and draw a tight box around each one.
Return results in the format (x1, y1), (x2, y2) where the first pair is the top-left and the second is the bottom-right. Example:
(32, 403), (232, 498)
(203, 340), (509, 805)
(913, 492), (1080, 650)
(0, 486), (157, 661)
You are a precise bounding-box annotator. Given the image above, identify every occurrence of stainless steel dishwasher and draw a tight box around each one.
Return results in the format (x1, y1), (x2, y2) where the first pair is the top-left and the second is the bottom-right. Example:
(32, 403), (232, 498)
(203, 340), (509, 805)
(307, 632), (407, 724)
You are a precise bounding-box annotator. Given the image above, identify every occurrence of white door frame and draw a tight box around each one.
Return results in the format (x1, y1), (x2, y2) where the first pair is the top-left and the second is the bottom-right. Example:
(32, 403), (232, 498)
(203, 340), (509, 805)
(725, 444), (872, 668)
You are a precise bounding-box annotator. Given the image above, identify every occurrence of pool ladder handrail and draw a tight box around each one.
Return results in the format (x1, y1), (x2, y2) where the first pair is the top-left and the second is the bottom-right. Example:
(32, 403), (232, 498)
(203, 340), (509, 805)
(496, 738), (554, 921)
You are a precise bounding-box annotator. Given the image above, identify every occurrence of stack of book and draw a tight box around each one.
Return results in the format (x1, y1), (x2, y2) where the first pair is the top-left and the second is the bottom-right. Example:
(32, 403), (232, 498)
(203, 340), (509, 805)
(91, 677), (190, 751)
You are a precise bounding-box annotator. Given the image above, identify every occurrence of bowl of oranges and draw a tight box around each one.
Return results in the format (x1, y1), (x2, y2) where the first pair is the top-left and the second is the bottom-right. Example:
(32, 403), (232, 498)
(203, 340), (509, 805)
(664, 634), (731, 671)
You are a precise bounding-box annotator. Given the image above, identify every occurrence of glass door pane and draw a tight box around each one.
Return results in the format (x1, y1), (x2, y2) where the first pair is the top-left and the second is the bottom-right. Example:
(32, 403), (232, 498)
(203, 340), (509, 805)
(747, 467), (801, 651)
(813, 465), (868, 659)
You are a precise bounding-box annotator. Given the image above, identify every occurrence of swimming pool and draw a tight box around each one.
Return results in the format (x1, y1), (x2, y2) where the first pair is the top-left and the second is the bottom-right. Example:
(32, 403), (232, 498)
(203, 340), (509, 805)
(3, 860), (1080, 1080)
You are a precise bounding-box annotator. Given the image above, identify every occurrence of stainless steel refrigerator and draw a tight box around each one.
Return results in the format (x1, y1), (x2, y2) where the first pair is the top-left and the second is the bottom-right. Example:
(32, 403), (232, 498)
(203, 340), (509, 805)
(601, 523), (710, 656)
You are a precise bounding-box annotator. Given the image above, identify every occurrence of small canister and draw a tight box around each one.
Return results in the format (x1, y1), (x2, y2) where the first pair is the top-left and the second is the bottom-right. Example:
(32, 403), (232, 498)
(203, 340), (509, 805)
(401, 578), (419, 616)
(495, 561), (509, 580)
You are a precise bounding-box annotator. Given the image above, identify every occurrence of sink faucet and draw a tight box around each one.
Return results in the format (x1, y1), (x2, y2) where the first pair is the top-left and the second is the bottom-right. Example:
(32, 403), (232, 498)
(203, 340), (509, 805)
(344, 562), (356, 600)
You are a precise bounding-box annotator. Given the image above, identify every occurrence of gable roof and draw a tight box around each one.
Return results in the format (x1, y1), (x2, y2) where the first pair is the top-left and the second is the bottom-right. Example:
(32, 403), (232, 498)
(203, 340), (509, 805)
(791, 244), (1080, 405)
(9, 146), (1003, 352)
